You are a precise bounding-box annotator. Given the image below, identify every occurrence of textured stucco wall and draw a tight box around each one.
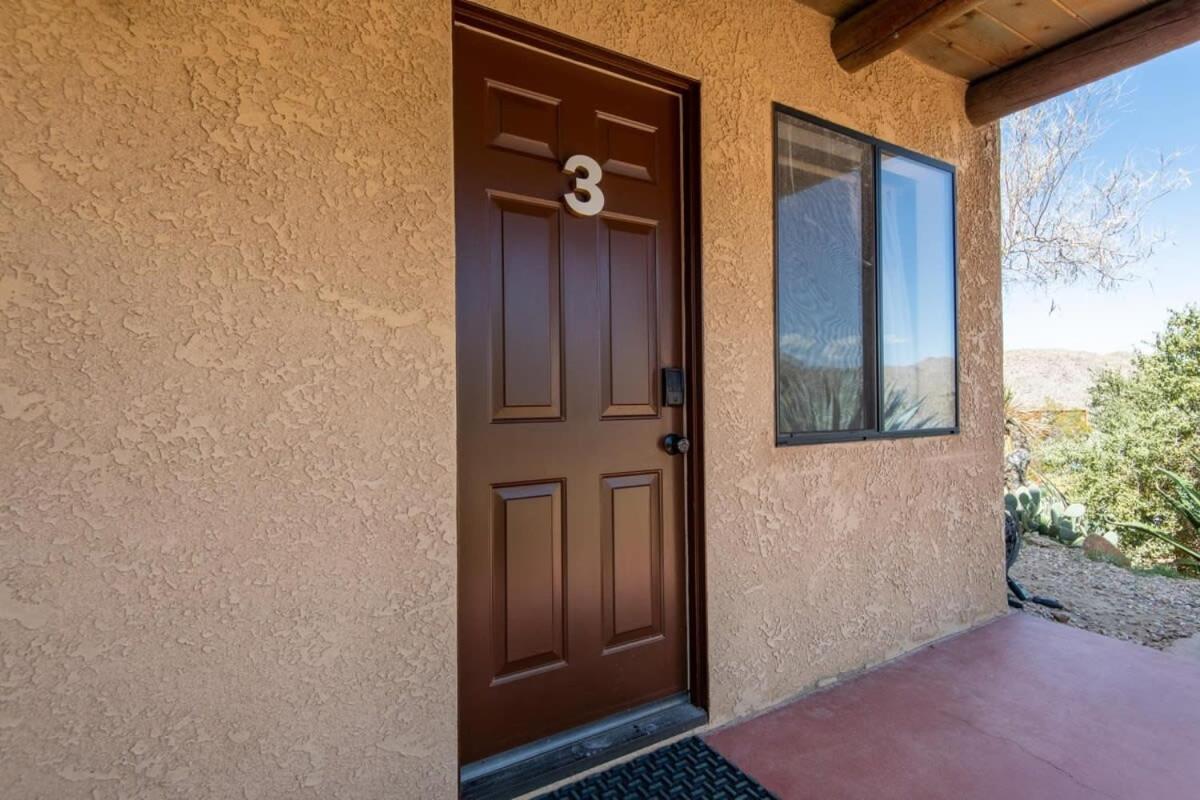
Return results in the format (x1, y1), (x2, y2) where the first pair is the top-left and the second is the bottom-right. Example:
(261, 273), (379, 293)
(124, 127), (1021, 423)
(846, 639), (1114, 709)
(1, 1), (457, 797)
(1, 0), (1004, 797)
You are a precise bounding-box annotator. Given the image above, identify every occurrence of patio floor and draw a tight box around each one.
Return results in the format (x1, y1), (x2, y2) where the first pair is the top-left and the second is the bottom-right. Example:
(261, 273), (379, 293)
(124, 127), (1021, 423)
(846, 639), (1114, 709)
(706, 613), (1200, 799)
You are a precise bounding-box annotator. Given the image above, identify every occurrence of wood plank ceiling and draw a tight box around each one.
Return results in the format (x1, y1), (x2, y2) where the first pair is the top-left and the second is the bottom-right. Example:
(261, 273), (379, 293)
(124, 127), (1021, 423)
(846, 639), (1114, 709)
(799, 0), (1155, 81)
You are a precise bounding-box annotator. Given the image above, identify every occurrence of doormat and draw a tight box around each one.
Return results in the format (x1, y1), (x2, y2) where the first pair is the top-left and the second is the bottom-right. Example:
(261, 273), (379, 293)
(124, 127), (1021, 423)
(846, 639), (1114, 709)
(537, 736), (776, 799)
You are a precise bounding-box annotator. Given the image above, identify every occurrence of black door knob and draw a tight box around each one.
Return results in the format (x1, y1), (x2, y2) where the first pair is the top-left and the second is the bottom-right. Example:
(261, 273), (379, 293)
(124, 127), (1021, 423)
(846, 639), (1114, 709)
(663, 434), (690, 455)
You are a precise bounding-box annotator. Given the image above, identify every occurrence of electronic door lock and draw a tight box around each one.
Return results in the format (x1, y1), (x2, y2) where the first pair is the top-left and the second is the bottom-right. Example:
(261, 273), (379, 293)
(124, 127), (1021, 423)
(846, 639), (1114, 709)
(662, 368), (685, 407)
(663, 434), (690, 456)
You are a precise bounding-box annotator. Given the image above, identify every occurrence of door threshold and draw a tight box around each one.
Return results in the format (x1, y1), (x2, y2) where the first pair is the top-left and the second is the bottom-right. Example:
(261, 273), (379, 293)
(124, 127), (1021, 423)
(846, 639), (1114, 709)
(460, 694), (707, 800)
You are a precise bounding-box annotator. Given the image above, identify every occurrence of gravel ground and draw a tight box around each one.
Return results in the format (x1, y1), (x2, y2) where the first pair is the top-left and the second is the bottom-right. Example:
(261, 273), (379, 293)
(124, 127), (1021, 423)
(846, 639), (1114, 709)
(1008, 535), (1200, 650)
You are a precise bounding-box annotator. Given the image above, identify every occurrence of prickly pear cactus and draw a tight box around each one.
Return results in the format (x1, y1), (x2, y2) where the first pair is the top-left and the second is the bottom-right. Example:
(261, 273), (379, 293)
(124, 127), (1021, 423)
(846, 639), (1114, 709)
(1006, 485), (1041, 536)
(1004, 483), (1088, 543)
(1057, 517), (1079, 544)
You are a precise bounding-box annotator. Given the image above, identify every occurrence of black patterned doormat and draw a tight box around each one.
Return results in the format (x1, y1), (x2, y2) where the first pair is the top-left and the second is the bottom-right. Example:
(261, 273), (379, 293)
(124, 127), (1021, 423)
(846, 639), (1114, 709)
(537, 736), (776, 799)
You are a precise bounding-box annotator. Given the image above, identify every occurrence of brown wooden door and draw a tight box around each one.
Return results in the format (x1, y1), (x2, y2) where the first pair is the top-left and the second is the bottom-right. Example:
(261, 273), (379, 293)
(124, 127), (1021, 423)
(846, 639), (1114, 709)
(454, 24), (689, 763)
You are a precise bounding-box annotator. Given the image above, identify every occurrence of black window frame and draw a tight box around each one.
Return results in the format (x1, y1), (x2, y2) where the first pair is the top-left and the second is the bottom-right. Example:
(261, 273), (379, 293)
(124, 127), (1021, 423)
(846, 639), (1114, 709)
(773, 104), (960, 446)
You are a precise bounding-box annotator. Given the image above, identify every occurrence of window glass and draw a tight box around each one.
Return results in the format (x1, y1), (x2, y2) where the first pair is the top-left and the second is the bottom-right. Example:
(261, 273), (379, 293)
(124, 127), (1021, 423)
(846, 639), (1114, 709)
(879, 152), (956, 431)
(775, 112), (874, 436)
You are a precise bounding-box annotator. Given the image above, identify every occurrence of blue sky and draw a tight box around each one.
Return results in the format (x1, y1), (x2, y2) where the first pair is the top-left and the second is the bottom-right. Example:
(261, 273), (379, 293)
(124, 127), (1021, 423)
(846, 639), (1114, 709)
(1003, 42), (1200, 354)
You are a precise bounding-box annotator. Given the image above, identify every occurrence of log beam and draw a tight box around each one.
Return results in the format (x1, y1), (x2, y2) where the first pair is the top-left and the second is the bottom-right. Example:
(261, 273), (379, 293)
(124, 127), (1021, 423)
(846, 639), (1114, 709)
(966, 0), (1200, 125)
(832, 0), (982, 73)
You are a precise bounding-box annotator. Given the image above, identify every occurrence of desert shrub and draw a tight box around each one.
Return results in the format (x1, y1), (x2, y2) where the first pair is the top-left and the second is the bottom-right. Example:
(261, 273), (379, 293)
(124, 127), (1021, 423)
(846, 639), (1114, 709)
(1117, 464), (1200, 568)
(1039, 307), (1200, 562)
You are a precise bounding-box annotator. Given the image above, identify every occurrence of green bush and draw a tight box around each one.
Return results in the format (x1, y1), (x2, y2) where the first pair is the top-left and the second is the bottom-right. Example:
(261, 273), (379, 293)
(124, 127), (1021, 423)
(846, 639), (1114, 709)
(1117, 463), (1200, 565)
(1039, 307), (1200, 560)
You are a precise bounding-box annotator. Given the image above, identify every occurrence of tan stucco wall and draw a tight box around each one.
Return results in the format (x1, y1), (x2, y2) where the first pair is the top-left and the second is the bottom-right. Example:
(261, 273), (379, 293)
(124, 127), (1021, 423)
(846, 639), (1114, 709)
(1, 1), (458, 797)
(1, 0), (1004, 797)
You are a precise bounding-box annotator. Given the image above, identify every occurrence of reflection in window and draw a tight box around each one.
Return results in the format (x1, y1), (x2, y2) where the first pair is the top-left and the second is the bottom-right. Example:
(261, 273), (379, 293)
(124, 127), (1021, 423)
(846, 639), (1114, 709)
(775, 113), (874, 436)
(880, 153), (956, 432)
(773, 107), (958, 444)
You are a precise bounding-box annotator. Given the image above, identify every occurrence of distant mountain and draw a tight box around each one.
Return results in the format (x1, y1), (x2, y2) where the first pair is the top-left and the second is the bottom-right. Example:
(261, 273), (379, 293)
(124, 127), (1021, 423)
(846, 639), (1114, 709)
(1005, 349), (1133, 410)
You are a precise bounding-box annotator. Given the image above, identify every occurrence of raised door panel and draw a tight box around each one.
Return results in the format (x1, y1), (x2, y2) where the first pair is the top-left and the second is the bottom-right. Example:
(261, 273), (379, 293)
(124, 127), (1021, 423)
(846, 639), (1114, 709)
(486, 79), (560, 161)
(597, 111), (657, 183)
(599, 214), (659, 418)
(489, 193), (563, 421)
(491, 481), (566, 682)
(601, 472), (663, 652)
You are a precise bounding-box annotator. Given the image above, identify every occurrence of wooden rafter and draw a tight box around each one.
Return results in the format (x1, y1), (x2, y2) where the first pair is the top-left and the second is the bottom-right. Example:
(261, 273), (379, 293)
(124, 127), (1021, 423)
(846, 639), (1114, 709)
(966, 0), (1200, 125)
(832, 0), (984, 72)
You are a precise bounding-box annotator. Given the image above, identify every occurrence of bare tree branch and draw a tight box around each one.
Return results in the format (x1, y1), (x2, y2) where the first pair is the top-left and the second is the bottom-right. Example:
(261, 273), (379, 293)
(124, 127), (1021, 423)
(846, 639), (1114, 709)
(1001, 79), (1191, 290)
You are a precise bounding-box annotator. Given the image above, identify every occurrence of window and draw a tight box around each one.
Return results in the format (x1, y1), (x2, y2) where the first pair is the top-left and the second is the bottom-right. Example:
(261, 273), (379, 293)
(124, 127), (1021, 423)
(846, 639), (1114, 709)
(774, 107), (957, 444)
(879, 152), (957, 432)
(774, 112), (875, 438)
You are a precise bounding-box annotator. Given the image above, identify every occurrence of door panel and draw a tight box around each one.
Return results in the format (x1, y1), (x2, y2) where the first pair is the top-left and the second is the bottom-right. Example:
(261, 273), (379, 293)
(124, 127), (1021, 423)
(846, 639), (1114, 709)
(597, 111), (658, 183)
(602, 471), (663, 651)
(455, 23), (688, 764)
(491, 481), (565, 681)
(600, 215), (659, 418)
(486, 80), (561, 162)
(488, 193), (562, 421)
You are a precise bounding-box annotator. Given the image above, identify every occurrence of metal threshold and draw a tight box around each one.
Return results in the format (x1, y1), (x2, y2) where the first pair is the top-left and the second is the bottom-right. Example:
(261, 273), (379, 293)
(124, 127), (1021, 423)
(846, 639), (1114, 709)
(460, 694), (707, 799)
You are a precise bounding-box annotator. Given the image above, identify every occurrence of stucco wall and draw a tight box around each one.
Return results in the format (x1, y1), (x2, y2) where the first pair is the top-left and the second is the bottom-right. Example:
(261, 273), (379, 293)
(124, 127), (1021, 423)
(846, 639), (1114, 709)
(1, 1), (458, 797)
(1, 0), (1005, 797)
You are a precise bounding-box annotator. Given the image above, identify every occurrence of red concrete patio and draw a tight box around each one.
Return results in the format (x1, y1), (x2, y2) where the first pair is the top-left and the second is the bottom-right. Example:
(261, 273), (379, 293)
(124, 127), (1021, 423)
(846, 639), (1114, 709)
(707, 613), (1200, 800)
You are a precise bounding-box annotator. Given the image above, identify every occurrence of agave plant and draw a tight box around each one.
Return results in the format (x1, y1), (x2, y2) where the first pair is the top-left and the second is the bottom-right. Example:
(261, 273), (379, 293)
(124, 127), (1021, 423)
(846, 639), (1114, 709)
(883, 386), (936, 431)
(1003, 385), (1051, 446)
(1116, 459), (1200, 563)
(777, 359), (865, 432)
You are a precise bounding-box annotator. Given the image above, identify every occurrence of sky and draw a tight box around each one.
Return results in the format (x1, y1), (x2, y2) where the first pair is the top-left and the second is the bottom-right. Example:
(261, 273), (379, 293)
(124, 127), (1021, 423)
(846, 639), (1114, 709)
(1003, 43), (1200, 354)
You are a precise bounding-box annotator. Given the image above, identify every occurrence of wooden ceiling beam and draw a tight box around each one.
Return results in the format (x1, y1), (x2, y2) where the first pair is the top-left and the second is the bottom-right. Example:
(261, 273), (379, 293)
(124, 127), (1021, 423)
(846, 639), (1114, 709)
(832, 0), (984, 72)
(966, 0), (1200, 125)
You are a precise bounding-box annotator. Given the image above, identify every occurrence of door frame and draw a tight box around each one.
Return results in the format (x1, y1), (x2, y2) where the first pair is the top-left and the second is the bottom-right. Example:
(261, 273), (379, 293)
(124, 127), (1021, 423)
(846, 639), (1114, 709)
(452, 0), (708, 760)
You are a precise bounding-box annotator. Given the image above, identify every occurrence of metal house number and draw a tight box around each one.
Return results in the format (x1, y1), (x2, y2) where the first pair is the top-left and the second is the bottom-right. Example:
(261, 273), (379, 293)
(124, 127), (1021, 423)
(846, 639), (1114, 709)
(562, 154), (605, 217)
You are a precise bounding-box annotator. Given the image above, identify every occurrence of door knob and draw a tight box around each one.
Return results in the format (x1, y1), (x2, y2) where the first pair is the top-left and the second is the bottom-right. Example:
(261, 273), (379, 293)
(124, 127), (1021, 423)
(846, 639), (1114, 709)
(663, 434), (690, 456)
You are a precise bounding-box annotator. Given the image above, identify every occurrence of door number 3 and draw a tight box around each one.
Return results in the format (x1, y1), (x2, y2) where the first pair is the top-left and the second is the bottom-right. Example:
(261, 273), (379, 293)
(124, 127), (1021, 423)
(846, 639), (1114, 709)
(563, 154), (605, 217)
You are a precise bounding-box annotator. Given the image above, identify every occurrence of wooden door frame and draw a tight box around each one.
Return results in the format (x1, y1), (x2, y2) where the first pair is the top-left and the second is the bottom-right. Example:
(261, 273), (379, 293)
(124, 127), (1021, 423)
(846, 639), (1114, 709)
(452, 0), (709, 720)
